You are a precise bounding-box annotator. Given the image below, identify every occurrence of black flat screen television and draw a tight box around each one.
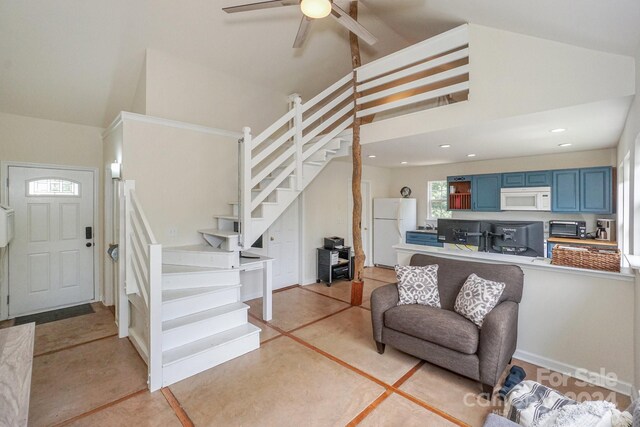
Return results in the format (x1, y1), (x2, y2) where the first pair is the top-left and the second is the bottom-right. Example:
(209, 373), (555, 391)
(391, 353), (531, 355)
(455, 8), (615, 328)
(488, 221), (544, 257)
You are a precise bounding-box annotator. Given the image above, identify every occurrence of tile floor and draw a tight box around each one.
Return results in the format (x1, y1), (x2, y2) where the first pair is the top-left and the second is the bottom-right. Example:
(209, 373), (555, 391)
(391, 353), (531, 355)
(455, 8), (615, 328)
(18, 267), (631, 426)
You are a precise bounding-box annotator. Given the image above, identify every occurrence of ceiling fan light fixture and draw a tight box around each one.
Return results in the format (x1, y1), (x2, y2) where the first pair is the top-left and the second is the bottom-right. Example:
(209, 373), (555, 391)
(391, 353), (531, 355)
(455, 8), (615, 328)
(300, 0), (332, 19)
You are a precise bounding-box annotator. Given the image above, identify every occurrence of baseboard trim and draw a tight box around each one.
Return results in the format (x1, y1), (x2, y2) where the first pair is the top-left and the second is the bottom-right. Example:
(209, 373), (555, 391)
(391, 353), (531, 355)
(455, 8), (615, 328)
(513, 349), (632, 397)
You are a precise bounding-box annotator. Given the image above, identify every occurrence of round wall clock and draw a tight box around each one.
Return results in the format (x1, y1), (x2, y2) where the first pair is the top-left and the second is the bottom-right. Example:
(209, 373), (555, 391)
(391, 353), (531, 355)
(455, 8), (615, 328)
(400, 186), (412, 198)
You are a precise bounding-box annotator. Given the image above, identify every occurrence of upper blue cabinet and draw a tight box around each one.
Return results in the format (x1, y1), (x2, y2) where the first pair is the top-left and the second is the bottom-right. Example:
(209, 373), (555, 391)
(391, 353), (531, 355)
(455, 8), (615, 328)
(472, 174), (501, 211)
(551, 167), (614, 214)
(552, 169), (580, 212)
(502, 171), (551, 187)
(580, 167), (612, 214)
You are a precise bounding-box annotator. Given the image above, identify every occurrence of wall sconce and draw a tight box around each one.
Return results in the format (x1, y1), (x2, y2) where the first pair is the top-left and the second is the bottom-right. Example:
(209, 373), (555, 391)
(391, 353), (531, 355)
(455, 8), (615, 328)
(111, 162), (122, 180)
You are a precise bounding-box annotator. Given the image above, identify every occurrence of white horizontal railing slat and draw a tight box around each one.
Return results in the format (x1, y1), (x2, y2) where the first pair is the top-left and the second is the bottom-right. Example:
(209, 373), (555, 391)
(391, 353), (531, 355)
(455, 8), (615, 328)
(252, 110), (295, 150)
(357, 65), (469, 105)
(302, 102), (354, 145)
(356, 24), (469, 83)
(357, 48), (469, 92)
(251, 162), (296, 210)
(302, 73), (353, 113)
(251, 127), (295, 167)
(302, 86), (354, 130)
(357, 81), (469, 118)
(251, 145), (296, 188)
(303, 116), (353, 161)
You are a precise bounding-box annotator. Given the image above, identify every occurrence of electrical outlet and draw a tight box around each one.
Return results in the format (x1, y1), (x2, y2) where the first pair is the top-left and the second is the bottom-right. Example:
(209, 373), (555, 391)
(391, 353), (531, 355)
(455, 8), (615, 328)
(168, 227), (178, 238)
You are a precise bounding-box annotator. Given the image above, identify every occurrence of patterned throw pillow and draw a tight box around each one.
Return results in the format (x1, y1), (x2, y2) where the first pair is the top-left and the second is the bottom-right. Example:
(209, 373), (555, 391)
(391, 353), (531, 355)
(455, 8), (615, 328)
(395, 264), (441, 307)
(454, 273), (506, 328)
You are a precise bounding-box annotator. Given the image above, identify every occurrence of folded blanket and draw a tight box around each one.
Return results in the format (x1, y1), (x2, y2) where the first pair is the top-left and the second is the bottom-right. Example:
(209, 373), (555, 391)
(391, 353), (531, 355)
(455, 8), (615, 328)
(503, 380), (632, 427)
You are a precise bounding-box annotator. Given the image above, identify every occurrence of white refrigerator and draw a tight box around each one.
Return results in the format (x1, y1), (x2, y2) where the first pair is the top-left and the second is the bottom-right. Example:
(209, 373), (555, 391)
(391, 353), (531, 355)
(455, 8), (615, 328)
(373, 198), (417, 267)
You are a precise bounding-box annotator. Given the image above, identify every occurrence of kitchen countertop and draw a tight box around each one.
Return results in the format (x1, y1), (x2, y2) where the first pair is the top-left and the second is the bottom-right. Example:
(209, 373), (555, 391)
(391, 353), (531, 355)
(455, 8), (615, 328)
(394, 243), (634, 281)
(408, 229), (438, 234)
(547, 237), (618, 246)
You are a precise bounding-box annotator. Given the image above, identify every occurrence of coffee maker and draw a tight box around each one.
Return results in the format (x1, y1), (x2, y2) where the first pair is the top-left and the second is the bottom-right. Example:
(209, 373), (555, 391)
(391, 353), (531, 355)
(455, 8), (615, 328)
(595, 219), (616, 242)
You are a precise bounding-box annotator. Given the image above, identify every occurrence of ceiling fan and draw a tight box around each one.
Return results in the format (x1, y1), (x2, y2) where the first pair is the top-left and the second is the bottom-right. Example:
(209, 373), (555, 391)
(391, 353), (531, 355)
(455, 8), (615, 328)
(223, 0), (378, 48)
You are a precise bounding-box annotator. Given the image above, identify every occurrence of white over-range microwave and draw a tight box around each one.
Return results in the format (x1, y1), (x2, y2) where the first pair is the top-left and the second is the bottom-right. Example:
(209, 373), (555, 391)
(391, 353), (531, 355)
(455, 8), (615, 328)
(500, 187), (551, 211)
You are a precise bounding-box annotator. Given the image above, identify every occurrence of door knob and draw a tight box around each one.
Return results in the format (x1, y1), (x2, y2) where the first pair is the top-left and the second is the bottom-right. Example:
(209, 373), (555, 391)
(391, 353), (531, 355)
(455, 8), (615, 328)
(86, 242), (93, 247)
(270, 237), (275, 241)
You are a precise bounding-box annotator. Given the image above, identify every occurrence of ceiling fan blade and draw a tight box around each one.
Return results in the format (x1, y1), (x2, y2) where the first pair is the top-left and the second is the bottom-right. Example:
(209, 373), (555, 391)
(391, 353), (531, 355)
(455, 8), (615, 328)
(223, 0), (298, 14)
(293, 16), (313, 48)
(330, 3), (378, 46)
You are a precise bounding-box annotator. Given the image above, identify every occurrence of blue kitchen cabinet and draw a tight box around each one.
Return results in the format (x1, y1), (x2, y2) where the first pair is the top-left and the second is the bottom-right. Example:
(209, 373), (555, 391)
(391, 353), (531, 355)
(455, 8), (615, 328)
(501, 173), (525, 188)
(580, 167), (612, 214)
(552, 169), (580, 212)
(525, 171), (552, 187)
(406, 231), (444, 247)
(472, 174), (501, 211)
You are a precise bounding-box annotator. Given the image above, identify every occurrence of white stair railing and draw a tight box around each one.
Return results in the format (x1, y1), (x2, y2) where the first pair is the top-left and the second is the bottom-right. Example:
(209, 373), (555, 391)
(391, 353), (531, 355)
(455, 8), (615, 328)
(238, 24), (470, 247)
(119, 180), (163, 391)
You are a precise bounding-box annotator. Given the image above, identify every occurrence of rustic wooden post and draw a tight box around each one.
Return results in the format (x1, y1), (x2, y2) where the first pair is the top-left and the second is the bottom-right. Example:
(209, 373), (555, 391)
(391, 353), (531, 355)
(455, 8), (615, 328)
(349, 1), (365, 306)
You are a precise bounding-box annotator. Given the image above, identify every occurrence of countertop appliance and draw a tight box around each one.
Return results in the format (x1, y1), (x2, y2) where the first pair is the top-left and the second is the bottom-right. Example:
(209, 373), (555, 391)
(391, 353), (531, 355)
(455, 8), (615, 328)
(595, 219), (616, 242)
(374, 198), (417, 267)
(548, 220), (587, 239)
(500, 187), (551, 211)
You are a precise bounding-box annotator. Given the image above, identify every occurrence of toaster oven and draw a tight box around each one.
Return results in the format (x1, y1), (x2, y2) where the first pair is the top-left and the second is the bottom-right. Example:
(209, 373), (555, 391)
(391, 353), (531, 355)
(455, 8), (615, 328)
(548, 220), (587, 239)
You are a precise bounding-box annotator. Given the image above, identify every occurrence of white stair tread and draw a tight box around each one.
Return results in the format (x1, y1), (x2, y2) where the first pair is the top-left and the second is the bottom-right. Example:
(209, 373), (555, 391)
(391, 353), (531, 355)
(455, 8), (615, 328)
(162, 284), (240, 303)
(198, 228), (239, 238)
(163, 323), (260, 366)
(212, 214), (238, 220)
(164, 244), (233, 254)
(162, 264), (234, 275)
(163, 302), (248, 332)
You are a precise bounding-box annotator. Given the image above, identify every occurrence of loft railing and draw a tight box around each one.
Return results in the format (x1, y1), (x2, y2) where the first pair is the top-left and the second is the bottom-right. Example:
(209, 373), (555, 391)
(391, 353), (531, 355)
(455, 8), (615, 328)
(119, 180), (163, 391)
(239, 24), (470, 247)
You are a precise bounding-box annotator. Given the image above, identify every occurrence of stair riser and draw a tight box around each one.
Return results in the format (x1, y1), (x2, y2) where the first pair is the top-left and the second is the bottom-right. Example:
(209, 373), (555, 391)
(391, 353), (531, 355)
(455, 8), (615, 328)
(162, 270), (240, 290)
(162, 308), (248, 351)
(162, 332), (260, 387)
(162, 287), (240, 321)
(163, 250), (239, 269)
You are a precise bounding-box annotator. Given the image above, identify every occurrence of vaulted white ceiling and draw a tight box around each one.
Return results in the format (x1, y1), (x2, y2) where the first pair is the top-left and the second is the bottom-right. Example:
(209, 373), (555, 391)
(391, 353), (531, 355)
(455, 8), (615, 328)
(0, 0), (639, 129)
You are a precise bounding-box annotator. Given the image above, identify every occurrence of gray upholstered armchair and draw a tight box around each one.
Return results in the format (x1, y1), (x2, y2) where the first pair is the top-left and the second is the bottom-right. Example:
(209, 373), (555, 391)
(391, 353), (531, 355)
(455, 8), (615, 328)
(370, 254), (524, 395)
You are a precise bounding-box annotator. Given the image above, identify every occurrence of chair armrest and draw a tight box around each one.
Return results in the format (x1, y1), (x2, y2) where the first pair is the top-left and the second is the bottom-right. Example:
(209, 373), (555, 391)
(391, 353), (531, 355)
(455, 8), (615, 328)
(478, 301), (519, 387)
(370, 283), (399, 343)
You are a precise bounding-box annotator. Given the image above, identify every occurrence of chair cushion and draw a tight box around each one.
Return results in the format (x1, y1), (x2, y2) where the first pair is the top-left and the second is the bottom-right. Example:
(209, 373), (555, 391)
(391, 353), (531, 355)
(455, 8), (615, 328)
(384, 304), (479, 355)
(395, 264), (441, 307)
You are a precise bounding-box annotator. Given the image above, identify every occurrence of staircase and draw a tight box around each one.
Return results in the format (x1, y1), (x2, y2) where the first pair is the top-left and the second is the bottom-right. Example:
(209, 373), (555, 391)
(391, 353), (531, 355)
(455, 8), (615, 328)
(119, 24), (470, 391)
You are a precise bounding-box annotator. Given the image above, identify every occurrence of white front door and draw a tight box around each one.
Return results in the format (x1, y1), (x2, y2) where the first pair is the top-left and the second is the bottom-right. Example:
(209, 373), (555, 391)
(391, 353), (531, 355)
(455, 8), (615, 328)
(267, 201), (299, 289)
(8, 166), (95, 316)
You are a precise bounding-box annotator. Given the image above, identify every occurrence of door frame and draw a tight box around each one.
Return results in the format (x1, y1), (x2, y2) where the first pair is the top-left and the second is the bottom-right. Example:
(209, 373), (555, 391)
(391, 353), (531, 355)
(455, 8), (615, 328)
(0, 161), (100, 320)
(347, 180), (373, 267)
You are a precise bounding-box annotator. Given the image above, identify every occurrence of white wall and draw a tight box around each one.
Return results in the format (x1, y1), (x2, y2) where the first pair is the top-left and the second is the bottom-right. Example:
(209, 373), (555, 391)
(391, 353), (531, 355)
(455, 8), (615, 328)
(363, 24), (635, 145)
(144, 49), (289, 132)
(0, 112), (105, 315)
(302, 159), (393, 284)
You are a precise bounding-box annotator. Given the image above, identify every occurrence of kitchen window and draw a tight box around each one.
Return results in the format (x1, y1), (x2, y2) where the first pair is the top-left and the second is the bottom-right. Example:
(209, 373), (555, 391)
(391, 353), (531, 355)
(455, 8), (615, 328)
(428, 180), (452, 219)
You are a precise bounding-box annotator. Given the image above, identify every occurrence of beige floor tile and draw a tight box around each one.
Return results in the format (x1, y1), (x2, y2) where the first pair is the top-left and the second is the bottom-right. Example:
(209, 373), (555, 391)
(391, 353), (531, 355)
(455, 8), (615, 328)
(34, 303), (117, 356)
(359, 393), (458, 427)
(169, 336), (385, 426)
(248, 316), (281, 343)
(303, 277), (392, 310)
(399, 362), (494, 427)
(29, 336), (148, 426)
(363, 266), (397, 283)
(66, 391), (181, 427)
(508, 359), (631, 410)
(293, 306), (419, 385)
(247, 287), (349, 331)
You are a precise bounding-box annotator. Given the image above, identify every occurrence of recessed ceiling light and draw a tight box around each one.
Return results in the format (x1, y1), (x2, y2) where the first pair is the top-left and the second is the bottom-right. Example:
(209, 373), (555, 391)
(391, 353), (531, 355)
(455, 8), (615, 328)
(550, 128), (567, 133)
(368, 155), (376, 158)
(467, 154), (476, 157)
(401, 161), (408, 164)
(558, 143), (572, 147)
(439, 144), (451, 148)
